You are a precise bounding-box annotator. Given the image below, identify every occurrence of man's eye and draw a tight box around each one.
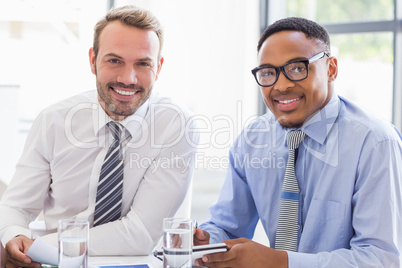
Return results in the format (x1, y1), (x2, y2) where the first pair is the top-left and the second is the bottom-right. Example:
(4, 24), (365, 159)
(109, 59), (121, 64)
(260, 69), (275, 77)
(137, 62), (151, 67)
(295, 67), (306, 73)
(288, 64), (306, 73)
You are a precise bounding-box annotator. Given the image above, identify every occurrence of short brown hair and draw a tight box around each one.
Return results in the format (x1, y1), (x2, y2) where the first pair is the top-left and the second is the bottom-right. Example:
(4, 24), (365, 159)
(93, 5), (164, 60)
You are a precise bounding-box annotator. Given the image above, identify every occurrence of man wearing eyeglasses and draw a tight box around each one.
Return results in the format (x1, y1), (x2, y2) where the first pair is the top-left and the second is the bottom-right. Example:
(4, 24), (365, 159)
(194, 17), (402, 267)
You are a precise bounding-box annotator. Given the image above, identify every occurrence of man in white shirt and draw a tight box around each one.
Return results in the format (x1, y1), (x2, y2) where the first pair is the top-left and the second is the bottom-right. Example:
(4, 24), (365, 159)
(0, 5), (198, 267)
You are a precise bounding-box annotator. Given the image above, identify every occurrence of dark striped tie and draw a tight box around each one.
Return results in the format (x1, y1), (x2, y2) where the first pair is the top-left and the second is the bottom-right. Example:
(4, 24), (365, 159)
(94, 121), (125, 227)
(275, 130), (306, 251)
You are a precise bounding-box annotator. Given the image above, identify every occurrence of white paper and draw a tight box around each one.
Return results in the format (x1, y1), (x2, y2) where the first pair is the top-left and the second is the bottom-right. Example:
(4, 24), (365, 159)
(26, 237), (58, 266)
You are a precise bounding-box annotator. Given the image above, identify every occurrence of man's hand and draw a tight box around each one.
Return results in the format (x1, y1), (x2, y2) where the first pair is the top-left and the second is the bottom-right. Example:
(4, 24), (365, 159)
(1, 242), (6, 268)
(5, 235), (40, 268)
(193, 228), (210, 246)
(195, 238), (288, 268)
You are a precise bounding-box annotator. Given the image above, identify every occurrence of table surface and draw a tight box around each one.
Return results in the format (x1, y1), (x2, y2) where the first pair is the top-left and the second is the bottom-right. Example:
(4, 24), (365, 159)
(89, 255), (162, 268)
(89, 255), (205, 268)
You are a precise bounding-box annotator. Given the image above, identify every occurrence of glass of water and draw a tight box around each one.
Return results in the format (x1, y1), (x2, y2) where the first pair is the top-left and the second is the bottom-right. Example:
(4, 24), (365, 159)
(163, 218), (193, 268)
(58, 219), (89, 268)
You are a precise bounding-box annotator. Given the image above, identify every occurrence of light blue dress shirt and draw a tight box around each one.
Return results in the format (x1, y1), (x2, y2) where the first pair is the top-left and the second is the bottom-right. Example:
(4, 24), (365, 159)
(200, 94), (402, 267)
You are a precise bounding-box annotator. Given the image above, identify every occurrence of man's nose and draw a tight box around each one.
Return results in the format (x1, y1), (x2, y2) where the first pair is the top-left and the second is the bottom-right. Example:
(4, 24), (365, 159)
(117, 65), (138, 85)
(272, 70), (295, 91)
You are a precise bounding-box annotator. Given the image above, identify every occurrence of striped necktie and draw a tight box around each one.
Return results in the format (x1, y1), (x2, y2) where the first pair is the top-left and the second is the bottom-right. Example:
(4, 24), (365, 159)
(94, 121), (125, 227)
(275, 130), (306, 251)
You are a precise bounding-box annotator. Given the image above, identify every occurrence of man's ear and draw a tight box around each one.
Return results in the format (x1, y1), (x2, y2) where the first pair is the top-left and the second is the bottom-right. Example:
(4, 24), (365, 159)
(89, 47), (96, 75)
(155, 56), (164, 81)
(328, 57), (338, 83)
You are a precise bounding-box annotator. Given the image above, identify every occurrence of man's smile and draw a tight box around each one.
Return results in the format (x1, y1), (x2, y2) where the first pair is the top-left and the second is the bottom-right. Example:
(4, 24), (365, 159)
(111, 87), (138, 96)
(276, 97), (302, 104)
(273, 96), (303, 112)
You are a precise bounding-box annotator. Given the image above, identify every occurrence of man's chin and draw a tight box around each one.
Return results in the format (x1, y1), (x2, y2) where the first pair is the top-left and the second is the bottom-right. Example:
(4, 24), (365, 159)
(278, 118), (304, 129)
(110, 107), (138, 117)
(98, 89), (151, 119)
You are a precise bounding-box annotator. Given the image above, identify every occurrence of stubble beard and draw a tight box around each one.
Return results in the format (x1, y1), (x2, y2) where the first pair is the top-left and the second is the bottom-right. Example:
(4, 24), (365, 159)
(96, 79), (153, 118)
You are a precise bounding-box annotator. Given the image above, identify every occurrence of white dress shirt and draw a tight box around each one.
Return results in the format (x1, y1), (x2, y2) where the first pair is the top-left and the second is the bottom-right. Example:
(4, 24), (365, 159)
(0, 90), (199, 255)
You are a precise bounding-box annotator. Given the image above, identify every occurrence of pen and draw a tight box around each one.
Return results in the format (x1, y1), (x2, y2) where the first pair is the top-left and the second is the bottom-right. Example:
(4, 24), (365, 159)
(153, 249), (163, 261)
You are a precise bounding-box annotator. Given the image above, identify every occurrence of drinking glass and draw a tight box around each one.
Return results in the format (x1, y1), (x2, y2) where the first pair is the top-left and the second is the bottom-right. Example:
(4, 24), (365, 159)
(163, 218), (193, 268)
(58, 219), (89, 268)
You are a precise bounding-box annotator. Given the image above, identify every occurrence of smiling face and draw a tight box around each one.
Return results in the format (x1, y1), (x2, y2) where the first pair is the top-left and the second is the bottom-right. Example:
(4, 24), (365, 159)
(89, 20), (164, 120)
(258, 31), (337, 128)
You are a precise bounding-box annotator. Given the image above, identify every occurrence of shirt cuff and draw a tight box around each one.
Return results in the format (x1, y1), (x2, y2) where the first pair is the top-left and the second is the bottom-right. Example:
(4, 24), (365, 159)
(199, 223), (230, 244)
(1, 226), (32, 245)
(287, 251), (319, 268)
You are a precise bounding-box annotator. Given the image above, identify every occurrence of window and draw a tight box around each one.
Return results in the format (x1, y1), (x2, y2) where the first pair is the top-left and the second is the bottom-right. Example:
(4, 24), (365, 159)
(0, 0), (108, 184)
(332, 32), (394, 121)
(287, 0), (394, 23)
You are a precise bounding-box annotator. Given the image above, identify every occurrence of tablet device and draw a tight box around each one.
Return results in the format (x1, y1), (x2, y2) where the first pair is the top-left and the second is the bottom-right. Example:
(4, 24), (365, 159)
(153, 243), (228, 261)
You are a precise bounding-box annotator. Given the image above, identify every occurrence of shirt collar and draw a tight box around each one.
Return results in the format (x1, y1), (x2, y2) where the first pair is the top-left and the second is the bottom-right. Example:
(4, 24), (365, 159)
(92, 92), (151, 138)
(300, 93), (340, 145)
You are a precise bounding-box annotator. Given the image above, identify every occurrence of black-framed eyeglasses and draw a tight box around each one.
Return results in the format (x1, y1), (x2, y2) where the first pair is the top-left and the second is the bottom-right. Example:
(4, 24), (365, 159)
(251, 51), (330, 87)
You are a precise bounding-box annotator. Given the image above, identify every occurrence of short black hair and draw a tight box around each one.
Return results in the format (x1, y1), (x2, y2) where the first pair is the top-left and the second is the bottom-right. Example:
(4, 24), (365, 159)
(257, 17), (330, 53)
